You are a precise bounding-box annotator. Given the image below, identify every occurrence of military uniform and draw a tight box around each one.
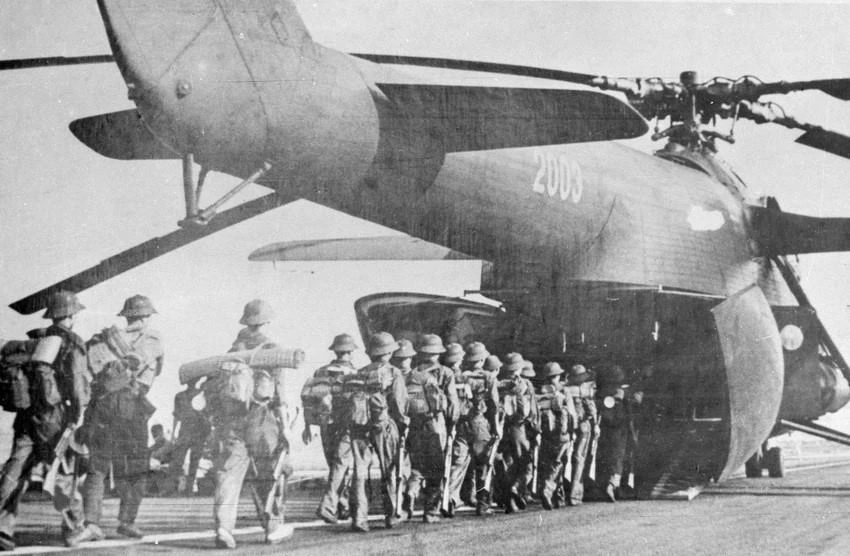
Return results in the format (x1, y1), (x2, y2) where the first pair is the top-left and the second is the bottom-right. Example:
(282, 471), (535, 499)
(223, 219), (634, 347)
(564, 364), (597, 505)
(305, 351), (356, 522)
(78, 296), (164, 541)
(446, 342), (499, 516)
(534, 363), (577, 509)
(494, 353), (538, 514)
(595, 365), (632, 502)
(0, 292), (90, 551)
(402, 335), (458, 522)
(211, 300), (292, 548)
(170, 383), (211, 494)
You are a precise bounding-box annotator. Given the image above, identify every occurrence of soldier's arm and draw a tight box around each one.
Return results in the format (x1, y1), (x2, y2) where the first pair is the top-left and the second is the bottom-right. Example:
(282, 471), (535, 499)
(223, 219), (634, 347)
(443, 369), (460, 427)
(69, 346), (91, 425)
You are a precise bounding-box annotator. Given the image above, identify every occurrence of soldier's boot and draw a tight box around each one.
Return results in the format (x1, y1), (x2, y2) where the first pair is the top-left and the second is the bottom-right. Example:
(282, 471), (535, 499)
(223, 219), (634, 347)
(337, 502), (350, 520)
(65, 523), (105, 547)
(402, 494), (414, 520)
(117, 523), (144, 538)
(605, 483), (617, 503)
(265, 523), (294, 544)
(385, 515), (400, 529)
(510, 487), (526, 510)
(215, 528), (237, 549)
(423, 512), (440, 524)
(541, 495), (553, 511)
(351, 521), (369, 533)
(316, 506), (338, 524)
(440, 500), (455, 518)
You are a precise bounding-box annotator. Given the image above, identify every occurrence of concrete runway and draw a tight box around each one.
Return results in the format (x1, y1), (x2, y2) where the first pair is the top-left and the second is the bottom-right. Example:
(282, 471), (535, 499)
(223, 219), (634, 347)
(9, 458), (850, 556)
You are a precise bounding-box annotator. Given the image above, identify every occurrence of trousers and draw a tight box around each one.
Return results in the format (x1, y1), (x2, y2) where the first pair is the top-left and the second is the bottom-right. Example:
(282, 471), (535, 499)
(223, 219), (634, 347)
(404, 415), (446, 517)
(348, 420), (398, 528)
(447, 413), (492, 510)
(317, 426), (354, 518)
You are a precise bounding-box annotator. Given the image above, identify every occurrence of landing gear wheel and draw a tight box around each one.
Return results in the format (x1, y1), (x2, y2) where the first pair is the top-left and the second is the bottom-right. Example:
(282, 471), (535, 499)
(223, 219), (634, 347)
(766, 447), (784, 478)
(744, 452), (762, 478)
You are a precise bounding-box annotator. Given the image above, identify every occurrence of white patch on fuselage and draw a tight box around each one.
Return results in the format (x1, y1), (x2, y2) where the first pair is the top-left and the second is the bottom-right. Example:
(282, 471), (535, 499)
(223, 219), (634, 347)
(687, 206), (725, 231)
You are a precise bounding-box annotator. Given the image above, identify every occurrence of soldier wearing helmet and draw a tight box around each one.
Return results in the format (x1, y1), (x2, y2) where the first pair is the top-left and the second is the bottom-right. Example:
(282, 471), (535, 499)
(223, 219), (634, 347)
(441, 343), (464, 379)
(308, 334), (359, 524)
(72, 294), (164, 545)
(534, 362), (578, 510)
(390, 339), (416, 376)
(326, 332), (407, 532)
(401, 334), (458, 523)
(595, 364), (632, 503)
(210, 299), (292, 548)
(444, 341), (499, 516)
(232, 299), (275, 351)
(494, 352), (538, 514)
(0, 291), (90, 551)
(563, 363), (597, 506)
(482, 354), (502, 375)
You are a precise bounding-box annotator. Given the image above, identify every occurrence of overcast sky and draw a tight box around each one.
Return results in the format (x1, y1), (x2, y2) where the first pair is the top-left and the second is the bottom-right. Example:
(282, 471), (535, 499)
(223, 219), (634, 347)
(2, 1), (850, 455)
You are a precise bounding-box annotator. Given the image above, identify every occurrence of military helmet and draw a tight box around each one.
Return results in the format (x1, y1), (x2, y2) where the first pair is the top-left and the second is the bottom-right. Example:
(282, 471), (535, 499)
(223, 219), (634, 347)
(118, 294), (157, 318)
(43, 290), (85, 320)
(393, 338), (416, 359)
(521, 360), (536, 378)
(502, 352), (525, 374)
(598, 364), (627, 387)
(463, 341), (489, 362)
(540, 362), (565, 378)
(328, 333), (358, 352)
(567, 364), (594, 385)
(416, 333), (446, 354)
(368, 332), (398, 357)
(483, 355), (502, 372)
(442, 343), (464, 365)
(239, 299), (275, 325)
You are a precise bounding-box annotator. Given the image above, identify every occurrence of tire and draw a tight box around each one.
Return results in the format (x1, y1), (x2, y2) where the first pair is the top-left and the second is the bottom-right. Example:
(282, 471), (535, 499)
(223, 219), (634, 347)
(767, 447), (784, 478)
(744, 453), (762, 478)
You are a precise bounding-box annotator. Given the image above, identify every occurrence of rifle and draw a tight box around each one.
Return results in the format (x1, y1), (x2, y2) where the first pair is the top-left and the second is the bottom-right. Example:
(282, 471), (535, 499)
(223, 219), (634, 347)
(481, 412), (504, 493)
(43, 425), (77, 497)
(394, 425), (408, 517)
(439, 424), (456, 513)
(530, 441), (540, 496)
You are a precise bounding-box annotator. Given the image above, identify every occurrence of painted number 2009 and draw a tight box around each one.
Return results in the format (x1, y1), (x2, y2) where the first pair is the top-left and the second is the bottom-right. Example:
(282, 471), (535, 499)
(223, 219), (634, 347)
(531, 150), (583, 203)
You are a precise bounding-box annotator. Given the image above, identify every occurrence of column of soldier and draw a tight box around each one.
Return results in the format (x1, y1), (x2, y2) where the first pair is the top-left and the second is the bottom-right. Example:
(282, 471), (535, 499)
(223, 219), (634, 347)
(0, 292), (639, 552)
(302, 329), (641, 535)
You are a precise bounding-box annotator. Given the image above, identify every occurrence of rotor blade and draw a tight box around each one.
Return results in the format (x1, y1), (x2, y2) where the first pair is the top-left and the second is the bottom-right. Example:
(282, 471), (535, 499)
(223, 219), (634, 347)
(9, 193), (289, 315)
(750, 205), (850, 256)
(376, 84), (648, 151)
(795, 128), (850, 160)
(69, 110), (181, 160)
(0, 54), (114, 72)
(250, 236), (475, 262)
(351, 53), (598, 86)
(758, 78), (850, 102)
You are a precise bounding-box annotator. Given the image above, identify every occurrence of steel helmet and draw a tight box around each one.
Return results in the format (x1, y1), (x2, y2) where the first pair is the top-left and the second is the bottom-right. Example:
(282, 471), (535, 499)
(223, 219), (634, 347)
(43, 290), (85, 320)
(328, 333), (358, 353)
(393, 338), (416, 359)
(502, 352), (525, 374)
(442, 343), (464, 365)
(483, 355), (502, 372)
(540, 362), (564, 379)
(521, 360), (536, 378)
(567, 364), (594, 385)
(368, 332), (398, 357)
(416, 333), (446, 354)
(118, 294), (157, 318)
(463, 341), (489, 362)
(239, 299), (275, 325)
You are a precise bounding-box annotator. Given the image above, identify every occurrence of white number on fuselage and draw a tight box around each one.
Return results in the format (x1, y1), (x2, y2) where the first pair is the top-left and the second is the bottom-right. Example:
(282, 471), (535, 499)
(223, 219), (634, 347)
(531, 149), (583, 203)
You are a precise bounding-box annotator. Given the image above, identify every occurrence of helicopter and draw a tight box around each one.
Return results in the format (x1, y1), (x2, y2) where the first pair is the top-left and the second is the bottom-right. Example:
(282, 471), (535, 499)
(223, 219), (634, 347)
(4, 0), (850, 499)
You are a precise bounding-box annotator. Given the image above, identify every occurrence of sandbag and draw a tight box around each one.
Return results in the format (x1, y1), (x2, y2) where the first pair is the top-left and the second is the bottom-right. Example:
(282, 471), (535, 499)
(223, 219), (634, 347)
(179, 346), (305, 384)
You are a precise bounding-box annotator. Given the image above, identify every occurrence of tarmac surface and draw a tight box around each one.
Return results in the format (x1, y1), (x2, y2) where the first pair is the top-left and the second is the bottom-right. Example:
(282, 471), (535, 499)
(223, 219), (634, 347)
(8, 455), (850, 556)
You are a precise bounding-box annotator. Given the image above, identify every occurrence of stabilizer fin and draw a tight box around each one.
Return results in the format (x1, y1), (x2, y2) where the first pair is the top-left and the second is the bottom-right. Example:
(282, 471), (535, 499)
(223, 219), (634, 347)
(69, 110), (180, 160)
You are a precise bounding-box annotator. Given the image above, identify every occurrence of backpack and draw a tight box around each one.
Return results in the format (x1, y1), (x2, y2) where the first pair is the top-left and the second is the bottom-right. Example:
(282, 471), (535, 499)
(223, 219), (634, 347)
(406, 370), (444, 418)
(302, 375), (334, 426)
(206, 360), (255, 408)
(0, 340), (34, 412)
(537, 385), (570, 438)
(566, 381), (597, 423)
(341, 377), (371, 426)
(498, 377), (532, 422)
(458, 370), (490, 416)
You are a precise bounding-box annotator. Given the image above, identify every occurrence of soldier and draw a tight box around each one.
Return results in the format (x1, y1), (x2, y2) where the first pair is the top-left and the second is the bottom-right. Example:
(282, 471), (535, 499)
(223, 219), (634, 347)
(595, 364), (632, 502)
(71, 295), (164, 545)
(390, 339), (415, 520)
(441, 343), (464, 379)
(211, 300), (293, 548)
(534, 362), (577, 510)
(170, 379), (210, 495)
(446, 341), (500, 517)
(402, 335), (458, 523)
(305, 333), (359, 523)
(495, 353), (538, 514)
(327, 332), (407, 532)
(0, 291), (90, 551)
(391, 339), (416, 376)
(519, 360), (538, 506)
(563, 363), (598, 506)
(483, 354), (502, 376)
